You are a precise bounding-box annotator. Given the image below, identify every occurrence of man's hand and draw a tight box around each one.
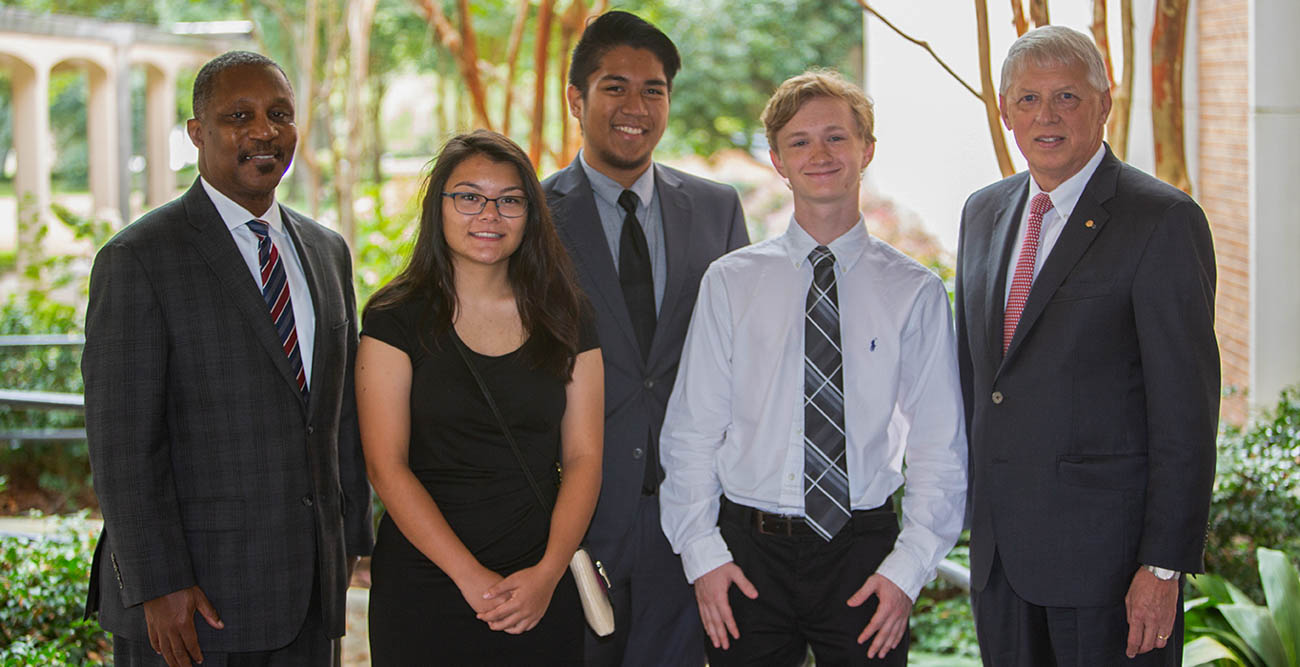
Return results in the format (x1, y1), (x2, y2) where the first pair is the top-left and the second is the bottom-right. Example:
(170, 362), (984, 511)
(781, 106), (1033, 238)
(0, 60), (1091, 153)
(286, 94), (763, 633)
(694, 562), (758, 651)
(847, 573), (911, 659)
(1125, 567), (1179, 657)
(142, 585), (224, 667)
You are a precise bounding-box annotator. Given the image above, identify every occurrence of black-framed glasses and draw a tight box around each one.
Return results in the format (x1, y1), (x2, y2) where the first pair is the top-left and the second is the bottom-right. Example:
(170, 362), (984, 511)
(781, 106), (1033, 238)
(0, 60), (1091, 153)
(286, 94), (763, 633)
(442, 192), (528, 218)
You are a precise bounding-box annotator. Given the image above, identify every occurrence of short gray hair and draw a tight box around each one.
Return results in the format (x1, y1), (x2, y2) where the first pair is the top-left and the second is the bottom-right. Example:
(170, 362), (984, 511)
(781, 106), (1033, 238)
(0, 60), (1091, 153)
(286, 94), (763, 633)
(999, 25), (1109, 98)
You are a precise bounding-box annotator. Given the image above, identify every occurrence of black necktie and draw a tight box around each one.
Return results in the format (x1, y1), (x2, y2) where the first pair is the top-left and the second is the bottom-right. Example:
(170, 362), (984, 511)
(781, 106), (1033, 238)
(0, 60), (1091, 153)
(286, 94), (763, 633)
(618, 190), (656, 361)
(804, 246), (849, 540)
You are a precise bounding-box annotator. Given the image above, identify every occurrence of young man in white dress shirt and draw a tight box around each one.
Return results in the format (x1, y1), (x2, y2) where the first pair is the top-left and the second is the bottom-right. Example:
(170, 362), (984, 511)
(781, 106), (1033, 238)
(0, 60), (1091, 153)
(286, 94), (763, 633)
(658, 69), (968, 666)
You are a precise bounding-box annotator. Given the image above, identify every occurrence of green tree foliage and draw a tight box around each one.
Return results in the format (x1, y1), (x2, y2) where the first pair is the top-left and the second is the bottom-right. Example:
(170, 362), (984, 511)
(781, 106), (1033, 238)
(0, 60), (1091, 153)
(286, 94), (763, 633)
(628, 0), (864, 156)
(0, 516), (109, 665)
(1206, 388), (1300, 601)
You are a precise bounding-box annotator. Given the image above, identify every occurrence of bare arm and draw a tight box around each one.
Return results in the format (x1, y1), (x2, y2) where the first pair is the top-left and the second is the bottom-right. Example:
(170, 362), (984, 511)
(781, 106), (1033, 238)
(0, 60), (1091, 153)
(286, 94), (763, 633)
(479, 349), (604, 633)
(355, 336), (505, 614)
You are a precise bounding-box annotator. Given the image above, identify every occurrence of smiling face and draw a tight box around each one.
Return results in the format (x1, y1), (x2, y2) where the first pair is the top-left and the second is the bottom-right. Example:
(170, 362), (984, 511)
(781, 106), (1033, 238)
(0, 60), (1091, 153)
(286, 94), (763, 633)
(769, 96), (874, 210)
(441, 154), (528, 271)
(187, 63), (297, 216)
(567, 45), (670, 187)
(1000, 60), (1111, 192)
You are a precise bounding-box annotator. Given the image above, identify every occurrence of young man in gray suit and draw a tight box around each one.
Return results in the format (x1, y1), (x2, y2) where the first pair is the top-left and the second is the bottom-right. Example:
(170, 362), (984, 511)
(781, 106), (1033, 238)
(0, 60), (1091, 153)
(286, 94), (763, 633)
(542, 11), (749, 666)
(83, 51), (372, 667)
(955, 26), (1218, 665)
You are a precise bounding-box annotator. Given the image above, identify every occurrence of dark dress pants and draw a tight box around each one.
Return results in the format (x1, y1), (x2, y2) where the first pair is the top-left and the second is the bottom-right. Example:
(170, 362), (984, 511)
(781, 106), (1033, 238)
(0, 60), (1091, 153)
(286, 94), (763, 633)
(585, 494), (705, 667)
(972, 550), (1183, 667)
(706, 499), (908, 667)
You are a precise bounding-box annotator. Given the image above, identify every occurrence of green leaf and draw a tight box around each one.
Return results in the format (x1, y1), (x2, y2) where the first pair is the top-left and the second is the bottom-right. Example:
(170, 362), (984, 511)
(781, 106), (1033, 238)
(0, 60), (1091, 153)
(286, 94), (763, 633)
(1258, 548), (1300, 665)
(1184, 636), (1246, 666)
(1219, 604), (1290, 667)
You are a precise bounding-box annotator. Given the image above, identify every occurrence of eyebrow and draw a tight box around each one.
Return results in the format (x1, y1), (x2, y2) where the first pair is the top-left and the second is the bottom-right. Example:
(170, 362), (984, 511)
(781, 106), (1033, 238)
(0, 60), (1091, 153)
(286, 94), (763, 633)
(449, 181), (525, 192)
(598, 74), (668, 88)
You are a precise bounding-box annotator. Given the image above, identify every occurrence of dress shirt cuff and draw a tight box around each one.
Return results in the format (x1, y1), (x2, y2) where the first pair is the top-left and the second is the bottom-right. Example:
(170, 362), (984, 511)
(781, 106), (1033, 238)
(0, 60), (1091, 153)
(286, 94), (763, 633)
(680, 532), (734, 584)
(875, 549), (927, 602)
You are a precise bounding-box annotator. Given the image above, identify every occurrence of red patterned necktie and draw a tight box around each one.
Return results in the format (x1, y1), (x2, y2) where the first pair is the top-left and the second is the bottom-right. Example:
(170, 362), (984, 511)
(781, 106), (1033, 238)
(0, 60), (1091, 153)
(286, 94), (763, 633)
(1003, 193), (1054, 355)
(247, 219), (308, 399)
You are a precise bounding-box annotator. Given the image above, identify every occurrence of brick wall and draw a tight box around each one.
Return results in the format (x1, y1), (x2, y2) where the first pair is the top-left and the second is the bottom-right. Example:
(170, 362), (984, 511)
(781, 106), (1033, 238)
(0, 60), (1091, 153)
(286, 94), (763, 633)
(1198, 0), (1250, 425)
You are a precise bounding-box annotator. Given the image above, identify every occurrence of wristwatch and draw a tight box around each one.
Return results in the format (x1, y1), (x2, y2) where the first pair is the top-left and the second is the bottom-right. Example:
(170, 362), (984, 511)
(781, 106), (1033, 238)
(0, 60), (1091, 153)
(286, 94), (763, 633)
(1144, 565), (1179, 581)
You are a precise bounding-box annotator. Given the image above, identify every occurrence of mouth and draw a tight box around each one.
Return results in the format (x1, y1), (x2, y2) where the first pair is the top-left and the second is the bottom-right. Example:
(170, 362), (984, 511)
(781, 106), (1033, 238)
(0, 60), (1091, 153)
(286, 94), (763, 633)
(239, 148), (283, 164)
(469, 231), (505, 239)
(1034, 136), (1066, 148)
(804, 167), (842, 179)
(612, 125), (647, 137)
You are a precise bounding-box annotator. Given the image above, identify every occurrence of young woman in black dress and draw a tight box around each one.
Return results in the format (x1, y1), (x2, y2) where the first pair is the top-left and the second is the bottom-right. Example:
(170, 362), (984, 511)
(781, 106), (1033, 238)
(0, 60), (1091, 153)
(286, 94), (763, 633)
(356, 130), (603, 664)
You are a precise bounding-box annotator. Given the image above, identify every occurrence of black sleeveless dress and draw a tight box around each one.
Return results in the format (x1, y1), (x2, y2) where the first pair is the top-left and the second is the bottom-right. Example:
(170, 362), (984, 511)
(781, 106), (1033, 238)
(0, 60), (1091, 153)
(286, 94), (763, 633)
(363, 297), (596, 666)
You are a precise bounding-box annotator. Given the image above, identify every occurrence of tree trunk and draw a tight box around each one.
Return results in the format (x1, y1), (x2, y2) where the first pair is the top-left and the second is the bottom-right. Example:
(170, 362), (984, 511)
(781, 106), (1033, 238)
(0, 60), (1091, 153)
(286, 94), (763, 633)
(529, 0), (556, 166)
(1108, 0), (1135, 160)
(502, 0), (532, 136)
(336, 0), (379, 253)
(368, 77), (385, 184)
(977, 0), (1016, 177)
(1152, 0), (1191, 193)
(1029, 0), (1050, 27)
(1010, 0), (1028, 36)
(415, 0), (493, 131)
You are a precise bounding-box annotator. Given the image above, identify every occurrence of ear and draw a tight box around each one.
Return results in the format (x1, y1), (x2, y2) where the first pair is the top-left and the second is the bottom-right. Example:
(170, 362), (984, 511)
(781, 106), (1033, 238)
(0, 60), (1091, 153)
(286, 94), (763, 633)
(1099, 87), (1113, 124)
(769, 147), (786, 179)
(186, 118), (203, 149)
(860, 140), (876, 170)
(566, 85), (584, 122)
(998, 94), (1011, 130)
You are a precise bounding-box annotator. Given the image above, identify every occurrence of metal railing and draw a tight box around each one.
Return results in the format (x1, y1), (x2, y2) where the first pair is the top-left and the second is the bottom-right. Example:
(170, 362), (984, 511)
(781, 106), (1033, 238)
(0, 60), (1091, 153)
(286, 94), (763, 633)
(0, 334), (87, 445)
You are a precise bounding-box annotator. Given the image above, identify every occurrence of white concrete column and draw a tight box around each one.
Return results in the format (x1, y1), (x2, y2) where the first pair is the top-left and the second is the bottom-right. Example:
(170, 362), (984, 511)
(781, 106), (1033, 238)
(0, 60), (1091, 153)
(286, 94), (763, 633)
(86, 63), (121, 224)
(1250, 0), (1300, 406)
(145, 65), (176, 207)
(10, 59), (51, 269)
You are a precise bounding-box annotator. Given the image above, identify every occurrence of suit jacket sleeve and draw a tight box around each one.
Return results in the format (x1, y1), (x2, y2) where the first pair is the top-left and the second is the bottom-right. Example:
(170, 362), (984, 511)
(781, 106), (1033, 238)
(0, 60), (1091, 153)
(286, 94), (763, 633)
(723, 189), (750, 252)
(334, 239), (374, 557)
(1132, 199), (1219, 573)
(83, 241), (195, 606)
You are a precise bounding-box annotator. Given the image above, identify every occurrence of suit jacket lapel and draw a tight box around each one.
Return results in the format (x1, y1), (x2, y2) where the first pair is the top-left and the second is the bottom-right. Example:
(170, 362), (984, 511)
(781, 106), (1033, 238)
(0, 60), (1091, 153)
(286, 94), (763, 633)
(987, 177), (1029, 372)
(651, 164), (690, 364)
(281, 206), (323, 415)
(182, 181), (308, 411)
(551, 161), (641, 353)
(1002, 148), (1119, 362)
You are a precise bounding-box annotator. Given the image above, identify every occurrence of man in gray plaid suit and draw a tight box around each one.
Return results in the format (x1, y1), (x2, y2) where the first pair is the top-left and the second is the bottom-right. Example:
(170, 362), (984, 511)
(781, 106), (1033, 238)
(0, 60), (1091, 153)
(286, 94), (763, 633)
(82, 51), (372, 666)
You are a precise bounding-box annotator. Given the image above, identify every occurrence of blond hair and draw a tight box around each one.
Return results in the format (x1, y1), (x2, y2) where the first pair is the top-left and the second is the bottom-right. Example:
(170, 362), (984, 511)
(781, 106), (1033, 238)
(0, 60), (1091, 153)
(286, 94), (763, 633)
(761, 68), (876, 150)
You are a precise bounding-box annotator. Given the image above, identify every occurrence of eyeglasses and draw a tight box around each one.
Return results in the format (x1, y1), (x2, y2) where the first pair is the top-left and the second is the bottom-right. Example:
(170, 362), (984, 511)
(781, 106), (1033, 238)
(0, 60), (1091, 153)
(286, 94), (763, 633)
(441, 192), (528, 218)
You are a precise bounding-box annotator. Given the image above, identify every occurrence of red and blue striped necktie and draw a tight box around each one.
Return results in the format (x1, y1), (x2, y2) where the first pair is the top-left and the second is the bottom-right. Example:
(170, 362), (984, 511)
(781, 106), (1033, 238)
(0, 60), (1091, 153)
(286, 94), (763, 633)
(247, 219), (308, 400)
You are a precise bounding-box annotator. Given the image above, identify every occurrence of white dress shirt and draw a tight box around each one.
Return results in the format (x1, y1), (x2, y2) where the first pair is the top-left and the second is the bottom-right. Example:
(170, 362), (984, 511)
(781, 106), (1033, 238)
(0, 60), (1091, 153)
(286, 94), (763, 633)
(659, 216), (968, 600)
(200, 177), (316, 386)
(1002, 144), (1106, 305)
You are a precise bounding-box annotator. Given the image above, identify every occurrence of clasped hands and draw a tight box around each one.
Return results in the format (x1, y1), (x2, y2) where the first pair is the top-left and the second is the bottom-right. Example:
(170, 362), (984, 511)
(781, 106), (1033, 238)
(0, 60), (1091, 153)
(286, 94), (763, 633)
(462, 562), (565, 635)
(694, 562), (911, 659)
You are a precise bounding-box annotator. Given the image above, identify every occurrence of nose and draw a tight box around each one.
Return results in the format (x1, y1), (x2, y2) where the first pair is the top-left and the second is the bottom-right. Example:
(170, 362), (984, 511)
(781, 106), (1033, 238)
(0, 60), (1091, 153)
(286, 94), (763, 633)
(1034, 101), (1059, 125)
(247, 112), (278, 140)
(621, 92), (649, 116)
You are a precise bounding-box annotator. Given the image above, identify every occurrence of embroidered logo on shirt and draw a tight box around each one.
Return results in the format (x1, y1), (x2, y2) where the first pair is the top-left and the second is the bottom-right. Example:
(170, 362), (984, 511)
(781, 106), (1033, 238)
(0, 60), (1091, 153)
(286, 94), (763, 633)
(870, 338), (878, 351)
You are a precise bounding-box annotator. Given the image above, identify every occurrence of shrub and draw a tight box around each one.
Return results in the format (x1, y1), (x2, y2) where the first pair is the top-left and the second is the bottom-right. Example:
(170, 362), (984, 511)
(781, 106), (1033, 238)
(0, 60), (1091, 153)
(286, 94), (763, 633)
(1205, 387), (1300, 601)
(0, 514), (110, 665)
(910, 540), (979, 659)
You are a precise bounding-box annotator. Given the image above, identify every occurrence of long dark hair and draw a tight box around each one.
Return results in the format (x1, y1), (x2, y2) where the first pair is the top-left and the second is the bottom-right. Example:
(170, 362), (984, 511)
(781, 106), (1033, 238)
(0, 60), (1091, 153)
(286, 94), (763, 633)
(365, 130), (585, 378)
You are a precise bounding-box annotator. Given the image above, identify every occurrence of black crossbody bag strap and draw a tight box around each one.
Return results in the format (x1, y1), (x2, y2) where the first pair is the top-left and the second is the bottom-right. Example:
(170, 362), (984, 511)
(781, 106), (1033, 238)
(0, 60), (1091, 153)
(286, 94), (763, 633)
(451, 333), (554, 514)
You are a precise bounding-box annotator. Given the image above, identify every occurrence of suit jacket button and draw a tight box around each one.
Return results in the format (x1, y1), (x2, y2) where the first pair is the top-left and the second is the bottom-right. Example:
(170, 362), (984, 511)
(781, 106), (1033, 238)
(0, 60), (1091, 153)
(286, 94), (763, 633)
(643, 379), (655, 389)
(306, 425), (315, 436)
(991, 391), (1004, 405)
(302, 495), (314, 506)
(632, 447), (644, 460)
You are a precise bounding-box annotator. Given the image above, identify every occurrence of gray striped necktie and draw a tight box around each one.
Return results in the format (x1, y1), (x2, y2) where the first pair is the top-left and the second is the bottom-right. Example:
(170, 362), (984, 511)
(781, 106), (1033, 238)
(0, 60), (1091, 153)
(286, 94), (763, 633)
(804, 245), (849, 540)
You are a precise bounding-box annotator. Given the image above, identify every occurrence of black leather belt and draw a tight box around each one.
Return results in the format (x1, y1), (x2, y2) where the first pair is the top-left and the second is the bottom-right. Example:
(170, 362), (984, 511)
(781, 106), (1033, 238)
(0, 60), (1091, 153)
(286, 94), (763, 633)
(720, 497), (892, 537)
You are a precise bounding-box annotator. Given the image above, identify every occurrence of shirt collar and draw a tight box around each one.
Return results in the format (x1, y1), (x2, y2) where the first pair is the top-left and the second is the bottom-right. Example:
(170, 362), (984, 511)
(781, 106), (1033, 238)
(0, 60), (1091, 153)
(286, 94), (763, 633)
(578, 149), (656, 211)
(200, 176), (285, 234)
(1030, 143), (1105, 221)
(781, 214), (870, 273)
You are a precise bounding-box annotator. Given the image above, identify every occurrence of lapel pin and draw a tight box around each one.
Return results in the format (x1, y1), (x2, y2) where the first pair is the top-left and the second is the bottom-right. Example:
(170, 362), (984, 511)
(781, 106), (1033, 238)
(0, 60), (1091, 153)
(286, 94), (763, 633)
(1084, 219), (1096, 229)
